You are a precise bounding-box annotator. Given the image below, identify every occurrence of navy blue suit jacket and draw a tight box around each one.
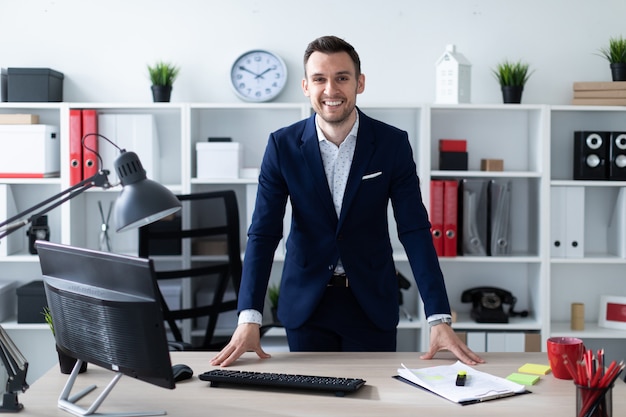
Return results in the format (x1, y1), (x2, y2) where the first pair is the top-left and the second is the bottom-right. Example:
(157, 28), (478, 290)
(238, 109), (451, 331)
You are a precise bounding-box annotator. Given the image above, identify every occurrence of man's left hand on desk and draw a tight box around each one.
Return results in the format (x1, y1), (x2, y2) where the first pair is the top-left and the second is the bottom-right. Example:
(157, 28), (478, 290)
(420, 323), (485, 366)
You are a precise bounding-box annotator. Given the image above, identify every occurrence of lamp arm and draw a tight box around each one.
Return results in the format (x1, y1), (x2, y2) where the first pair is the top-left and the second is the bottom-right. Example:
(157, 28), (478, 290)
(0, 170), (111, 241)
(0, 325), (28, 412)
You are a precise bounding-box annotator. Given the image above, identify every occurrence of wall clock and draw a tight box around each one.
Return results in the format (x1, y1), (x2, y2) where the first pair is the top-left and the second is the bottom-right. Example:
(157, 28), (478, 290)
(230, 50), (288, 102)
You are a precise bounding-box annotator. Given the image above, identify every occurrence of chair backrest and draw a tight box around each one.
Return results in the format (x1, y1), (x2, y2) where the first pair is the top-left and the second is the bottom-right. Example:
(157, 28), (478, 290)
(138, 190), (242, 350)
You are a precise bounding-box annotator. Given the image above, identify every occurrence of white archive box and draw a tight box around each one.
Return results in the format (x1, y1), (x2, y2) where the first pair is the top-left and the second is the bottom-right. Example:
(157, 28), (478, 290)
(0, 281), (17, 321)
(0, 124), (59, 177)
(196, 142), (242, 179)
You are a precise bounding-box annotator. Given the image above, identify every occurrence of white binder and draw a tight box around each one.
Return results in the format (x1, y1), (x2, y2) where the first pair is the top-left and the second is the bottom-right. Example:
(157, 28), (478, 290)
(551, 186), (585, 258)
(608, 187), (626, 258)
(97, 114), (160, 184)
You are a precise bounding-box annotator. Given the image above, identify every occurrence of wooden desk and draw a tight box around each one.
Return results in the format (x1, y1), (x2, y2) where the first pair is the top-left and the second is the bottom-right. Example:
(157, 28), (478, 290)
(17, 352), (625, 416)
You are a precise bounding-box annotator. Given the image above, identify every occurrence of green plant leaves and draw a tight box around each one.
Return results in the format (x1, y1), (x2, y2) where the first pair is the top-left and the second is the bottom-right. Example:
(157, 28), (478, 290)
(598, 36), (626, 64)
(492, 60), (533, 87)
(147, 61), (180, 86)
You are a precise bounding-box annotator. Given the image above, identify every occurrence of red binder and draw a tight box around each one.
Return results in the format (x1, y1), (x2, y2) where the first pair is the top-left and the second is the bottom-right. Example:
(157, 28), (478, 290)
(429, 180), (444, 256)
(442, 180), (459, 256)
(82, 109), (98, 179)
(69, 109), (83, 186)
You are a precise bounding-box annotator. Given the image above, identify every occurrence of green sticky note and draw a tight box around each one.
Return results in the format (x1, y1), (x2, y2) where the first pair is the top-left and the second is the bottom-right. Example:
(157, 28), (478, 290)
(518, 363), (551, 375)
(507, 372), (540, 385)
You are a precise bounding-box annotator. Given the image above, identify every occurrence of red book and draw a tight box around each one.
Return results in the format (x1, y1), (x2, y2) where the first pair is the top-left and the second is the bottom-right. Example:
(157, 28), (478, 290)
(439, 139), (467, 152)
(82, 109), (98, 179)
(442, 180), (458, 256)
(69, 109), (83, 186)
(429, 180), (444, 256)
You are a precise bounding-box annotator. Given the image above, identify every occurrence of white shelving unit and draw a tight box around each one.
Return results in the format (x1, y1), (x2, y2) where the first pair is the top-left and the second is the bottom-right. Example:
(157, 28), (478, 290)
(2, 102), (626, 379)
(549, 106), (626, 361)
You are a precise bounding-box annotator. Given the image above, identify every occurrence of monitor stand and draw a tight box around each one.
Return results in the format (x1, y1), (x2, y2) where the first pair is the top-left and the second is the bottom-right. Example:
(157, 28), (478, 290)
(57, 360), (166, 417)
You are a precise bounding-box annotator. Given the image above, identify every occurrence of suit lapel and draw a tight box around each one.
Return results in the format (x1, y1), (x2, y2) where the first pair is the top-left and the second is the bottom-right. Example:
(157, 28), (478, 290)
(337, 111), (376, 231)
(300, 116), (338, 223)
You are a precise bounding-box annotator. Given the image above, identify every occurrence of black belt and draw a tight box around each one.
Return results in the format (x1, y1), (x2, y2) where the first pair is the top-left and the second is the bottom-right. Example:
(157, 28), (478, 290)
(327, 273), (349, 287)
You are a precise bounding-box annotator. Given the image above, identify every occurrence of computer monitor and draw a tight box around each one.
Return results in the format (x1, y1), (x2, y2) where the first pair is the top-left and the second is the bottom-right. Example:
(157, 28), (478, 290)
(36, 241), (174, 417)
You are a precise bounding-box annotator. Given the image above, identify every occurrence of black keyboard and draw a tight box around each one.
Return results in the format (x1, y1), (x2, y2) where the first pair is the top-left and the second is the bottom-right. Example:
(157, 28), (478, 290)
(199, 369), (366, 396)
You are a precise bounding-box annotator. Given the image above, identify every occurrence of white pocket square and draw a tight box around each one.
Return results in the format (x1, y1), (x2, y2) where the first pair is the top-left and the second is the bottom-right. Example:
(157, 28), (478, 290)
(362, 171), (382, 180)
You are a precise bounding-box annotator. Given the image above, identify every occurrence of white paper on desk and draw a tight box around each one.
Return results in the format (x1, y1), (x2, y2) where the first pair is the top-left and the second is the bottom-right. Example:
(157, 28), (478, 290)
(397, 361), (526, 404)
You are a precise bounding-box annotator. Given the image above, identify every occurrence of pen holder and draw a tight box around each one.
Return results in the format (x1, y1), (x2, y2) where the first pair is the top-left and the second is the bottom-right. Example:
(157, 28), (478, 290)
(576, 384), (612, 417)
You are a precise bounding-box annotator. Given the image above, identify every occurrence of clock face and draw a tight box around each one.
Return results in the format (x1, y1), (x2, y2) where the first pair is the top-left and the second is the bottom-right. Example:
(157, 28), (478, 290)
(230, 50), (288, 102)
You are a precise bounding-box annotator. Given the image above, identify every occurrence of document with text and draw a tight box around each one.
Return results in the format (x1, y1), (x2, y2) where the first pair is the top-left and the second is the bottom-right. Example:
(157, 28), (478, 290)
(396, 361), (528, 405)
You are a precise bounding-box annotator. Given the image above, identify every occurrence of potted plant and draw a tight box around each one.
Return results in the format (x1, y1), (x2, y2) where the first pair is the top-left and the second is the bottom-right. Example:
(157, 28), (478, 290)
(147, 61), (180, 102)
(42, 307), (87, 374)
(492, 59), (533, 104)
(597, 36), (626, 81)
(268, 283), (280, 324)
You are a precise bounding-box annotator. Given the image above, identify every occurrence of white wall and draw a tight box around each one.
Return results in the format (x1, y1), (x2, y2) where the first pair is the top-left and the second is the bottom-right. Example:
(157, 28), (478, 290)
(0, 0), (624, 105)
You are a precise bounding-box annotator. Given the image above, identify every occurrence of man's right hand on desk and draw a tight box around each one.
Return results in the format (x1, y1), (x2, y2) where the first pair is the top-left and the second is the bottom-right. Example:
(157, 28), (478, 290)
(209, 323), (271, 367)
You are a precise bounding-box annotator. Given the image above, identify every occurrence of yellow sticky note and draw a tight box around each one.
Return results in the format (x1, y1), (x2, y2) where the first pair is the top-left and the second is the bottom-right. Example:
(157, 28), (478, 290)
(518, 363), (551, 375)
(507, 373), (540, 386)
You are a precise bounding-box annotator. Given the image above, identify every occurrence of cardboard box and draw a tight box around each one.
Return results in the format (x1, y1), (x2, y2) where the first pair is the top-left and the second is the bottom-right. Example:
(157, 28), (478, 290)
(196, 142), (242, 179)
(0, 114), (39, 124)
(7, 67), (64, 102)
(481, 158), (504, 171)
(16, 280), (47, 323)
(0, 281), (17, 321)
(0, 124), (60, 177)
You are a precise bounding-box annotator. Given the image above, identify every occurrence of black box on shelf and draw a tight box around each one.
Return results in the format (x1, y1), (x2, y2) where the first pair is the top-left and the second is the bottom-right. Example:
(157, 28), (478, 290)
(7, 68), (64, 102)
(16, 280), (47, 323)
(439, 151), (468, 170)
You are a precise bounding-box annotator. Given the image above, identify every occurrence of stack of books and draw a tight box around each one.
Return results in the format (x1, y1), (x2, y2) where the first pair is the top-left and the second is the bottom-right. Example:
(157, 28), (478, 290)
(572, 81), (626, 105)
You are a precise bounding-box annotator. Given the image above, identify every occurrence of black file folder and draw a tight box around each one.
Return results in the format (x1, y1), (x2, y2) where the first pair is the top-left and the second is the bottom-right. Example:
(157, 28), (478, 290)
(487, 179), (512, 256)
(458, 179), (488, 256)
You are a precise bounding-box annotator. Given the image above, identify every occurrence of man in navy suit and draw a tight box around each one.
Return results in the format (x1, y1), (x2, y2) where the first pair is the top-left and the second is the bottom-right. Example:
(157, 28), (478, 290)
(211, 36), (483, 367)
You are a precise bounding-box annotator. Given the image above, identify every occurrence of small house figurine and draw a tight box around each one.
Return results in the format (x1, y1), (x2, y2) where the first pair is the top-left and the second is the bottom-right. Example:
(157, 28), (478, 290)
(435, 44), (471, 104)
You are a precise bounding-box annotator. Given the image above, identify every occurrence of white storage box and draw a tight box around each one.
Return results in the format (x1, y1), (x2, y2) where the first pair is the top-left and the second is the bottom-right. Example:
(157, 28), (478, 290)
(0, 124), (59, 177)
(196, 142), (242, 179)
(0, 281), (17, 321)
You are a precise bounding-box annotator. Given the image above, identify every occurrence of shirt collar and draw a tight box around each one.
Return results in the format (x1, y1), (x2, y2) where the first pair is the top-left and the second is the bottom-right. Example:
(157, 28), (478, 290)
(315, 111), (359, 144)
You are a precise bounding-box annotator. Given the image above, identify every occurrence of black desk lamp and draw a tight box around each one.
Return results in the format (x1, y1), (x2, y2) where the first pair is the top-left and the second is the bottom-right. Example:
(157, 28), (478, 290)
(0, 325), (28, 412)
(0, 133), (182, 239)
(0, 133), (182, 411)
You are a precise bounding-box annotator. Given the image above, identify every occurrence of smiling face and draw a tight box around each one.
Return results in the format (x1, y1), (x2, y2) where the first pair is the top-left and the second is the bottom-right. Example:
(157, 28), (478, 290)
(302, 51), (365, 131)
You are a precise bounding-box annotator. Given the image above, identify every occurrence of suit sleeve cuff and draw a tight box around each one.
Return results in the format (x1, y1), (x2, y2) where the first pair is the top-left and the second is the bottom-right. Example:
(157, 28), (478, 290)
(238, 309), (263, 326)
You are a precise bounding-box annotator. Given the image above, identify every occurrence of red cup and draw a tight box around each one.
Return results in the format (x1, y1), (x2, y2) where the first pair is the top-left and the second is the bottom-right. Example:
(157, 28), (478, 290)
(547, 337), (585, 380)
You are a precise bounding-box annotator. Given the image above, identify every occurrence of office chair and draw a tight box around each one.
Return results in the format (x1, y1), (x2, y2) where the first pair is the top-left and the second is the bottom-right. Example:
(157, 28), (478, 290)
(138, 190), (242, 351)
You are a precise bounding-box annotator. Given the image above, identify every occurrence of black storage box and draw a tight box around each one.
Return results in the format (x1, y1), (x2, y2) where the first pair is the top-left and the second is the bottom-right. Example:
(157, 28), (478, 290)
(439, 151), (468, 170)
(7, 68), (64, 102)
(16, 280), (48, 323)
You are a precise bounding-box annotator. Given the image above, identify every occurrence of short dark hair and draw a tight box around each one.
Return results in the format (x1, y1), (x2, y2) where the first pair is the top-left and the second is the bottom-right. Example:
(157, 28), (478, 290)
(303, 35), (361, 77)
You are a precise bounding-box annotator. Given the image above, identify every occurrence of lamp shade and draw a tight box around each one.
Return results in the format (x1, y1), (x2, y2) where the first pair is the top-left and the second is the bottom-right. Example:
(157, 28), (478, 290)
(113, 151), (181, 232)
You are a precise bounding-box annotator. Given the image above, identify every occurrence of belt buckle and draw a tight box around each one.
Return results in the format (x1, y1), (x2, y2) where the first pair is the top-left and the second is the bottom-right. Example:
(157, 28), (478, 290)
(329, 273), (348, 287)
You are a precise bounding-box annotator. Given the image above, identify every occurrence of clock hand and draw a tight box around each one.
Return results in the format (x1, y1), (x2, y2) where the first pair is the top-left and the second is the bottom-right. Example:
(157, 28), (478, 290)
(238, 66), (261, 77)
(255, 68), (274, 79)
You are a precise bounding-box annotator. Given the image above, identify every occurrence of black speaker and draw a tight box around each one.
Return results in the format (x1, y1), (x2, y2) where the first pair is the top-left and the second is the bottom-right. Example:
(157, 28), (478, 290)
(609, 132), (626, 180)
(573, 131), (609, 180)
